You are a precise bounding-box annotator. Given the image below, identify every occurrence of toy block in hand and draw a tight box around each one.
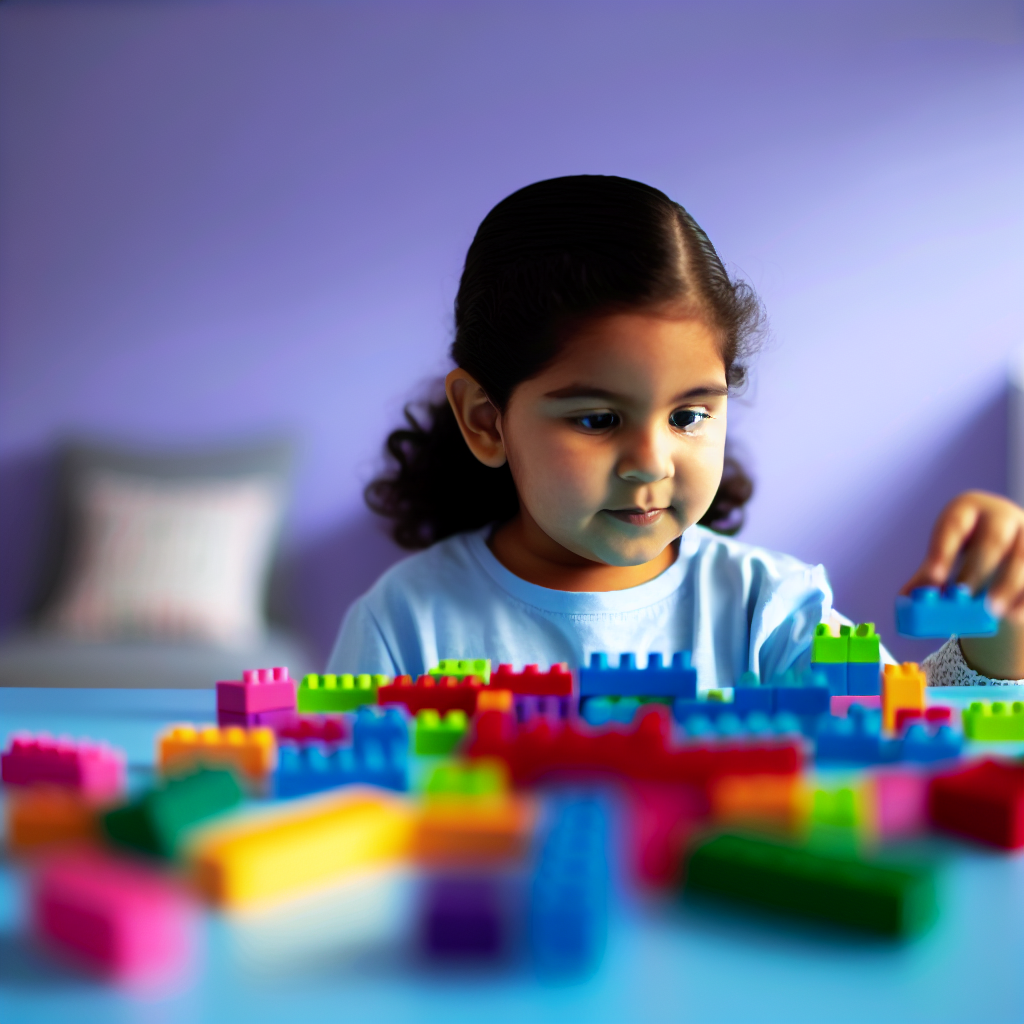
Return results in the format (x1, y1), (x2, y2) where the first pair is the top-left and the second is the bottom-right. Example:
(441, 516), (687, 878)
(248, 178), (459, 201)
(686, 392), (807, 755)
(895, 584), (997, 637)
(578, 652), (697, 698)
(1, 733), (126, 800)
(427, 659), (491, 684)
(157, 724), (276, 780)
(962, 701), (1024, 741)
(491, 663), (573, 696)
(216, 666), (296, 714)
(298, 673), (386, 712)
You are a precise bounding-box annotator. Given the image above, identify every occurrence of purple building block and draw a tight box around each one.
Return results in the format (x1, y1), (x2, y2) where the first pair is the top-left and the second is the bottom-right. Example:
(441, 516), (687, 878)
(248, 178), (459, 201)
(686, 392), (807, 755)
(421, 876), (506, 957)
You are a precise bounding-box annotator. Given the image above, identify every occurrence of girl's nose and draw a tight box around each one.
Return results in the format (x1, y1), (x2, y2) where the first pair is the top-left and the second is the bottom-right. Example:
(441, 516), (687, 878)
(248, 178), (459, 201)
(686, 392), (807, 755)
(616, 428), (674, 484)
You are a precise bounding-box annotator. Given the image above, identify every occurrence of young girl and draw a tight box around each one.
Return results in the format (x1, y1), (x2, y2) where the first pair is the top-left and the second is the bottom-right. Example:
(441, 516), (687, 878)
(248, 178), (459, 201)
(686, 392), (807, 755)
(329, 175), (1024, 690)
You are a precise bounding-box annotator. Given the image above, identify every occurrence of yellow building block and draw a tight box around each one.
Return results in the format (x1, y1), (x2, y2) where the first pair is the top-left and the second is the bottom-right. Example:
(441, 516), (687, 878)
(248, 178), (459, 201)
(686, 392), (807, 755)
(882, 663), (926, 732)
(158, 724), (276, 780)
(186, 788), (416, 909)
(476, 689), (514, 713)
(415, 794), (537, 864)
(6, 786), (101, 854)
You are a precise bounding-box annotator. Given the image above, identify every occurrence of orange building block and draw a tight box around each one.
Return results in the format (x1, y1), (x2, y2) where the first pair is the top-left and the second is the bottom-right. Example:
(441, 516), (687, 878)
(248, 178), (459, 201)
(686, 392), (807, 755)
(710, 774), (808, 833)
(415, 794), (538, 864)
(158, 724), (276, 781)
(882, 663), (926, 733)
(6, 786), (101, 854)
(476, 689), (514, 713)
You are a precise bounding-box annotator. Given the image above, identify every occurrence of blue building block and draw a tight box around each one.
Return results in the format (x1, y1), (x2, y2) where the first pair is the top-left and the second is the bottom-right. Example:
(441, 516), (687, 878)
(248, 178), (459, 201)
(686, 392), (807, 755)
(810, 662), (847, 697)
(847, 661), (881, 696)
(772, 675), (830, 716)
(579, 652), (697, 699)
(676, 709), (805, 739)
(273, 739), (408, 797)
(899, 723), (963, 764)
(895, 584), (997, 638)
(582, 697), (640, 726)
(814, 705), (897, 765)
(352, 705), (409, 753)
(732, 685), (774, 714)
(529, 793), (608, 975)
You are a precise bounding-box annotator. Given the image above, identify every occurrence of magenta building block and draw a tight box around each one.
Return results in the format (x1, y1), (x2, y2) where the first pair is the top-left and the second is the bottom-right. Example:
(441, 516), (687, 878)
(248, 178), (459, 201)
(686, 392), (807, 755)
(33, 848), (196, 984)
(1, 732), (125, 799)
(829, 695), (882, 718)
(872, 768), (929, 840)
(217, 707), (299, 730)
(216, 666), (297, 714)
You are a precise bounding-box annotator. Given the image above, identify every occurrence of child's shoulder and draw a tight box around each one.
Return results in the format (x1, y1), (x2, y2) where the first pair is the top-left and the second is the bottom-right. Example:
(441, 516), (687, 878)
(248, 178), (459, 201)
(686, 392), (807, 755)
(685, 524), (823, 576)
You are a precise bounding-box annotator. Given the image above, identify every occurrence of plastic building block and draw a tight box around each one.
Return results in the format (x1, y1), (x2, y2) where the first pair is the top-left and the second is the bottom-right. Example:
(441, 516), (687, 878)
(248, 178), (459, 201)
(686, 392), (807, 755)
(477, 689), (514, 713)
(217, 707), (297, 730)
(848, 623), (881, 662)
(627, 782), (706, 887)
(33, 848), (195, 982)
(421, 875), (508, 957)
(424, 760), (508, 798)
(6, 786), (100, 854)
(584, 696), (642, 726)
(276, 715), (348, 745)
(529, 793), (608, 974)
(811, 623), (849, 663)
(490, 663), (573, 696)
(896, 584), (997, 638)
(352, 705), (409, 752)
(427, 658), (491, 684)
(188, 787), (416, 908)
(157, 724), (276, 781)
(516, 695), (572, 723)
(962, 701), (1024, 741)
(895, 707), (953, 734)
(882, 663), (926, 732)
(415, 709), (469, 755)
(870, 768), (929, 840)
(927, 759), (1024, 849)
(710, 774), (807, 833)
(732, 685), (774, 714)
(684, 832), (937, 936)
(673, 704), (806, 738)
(812, 662), (848, 697)
(273, 739), (408, 797)
(847, 661), (881, 696)
(378, 674), (486, 715)
(1, 733), (126, 800)
(900, 722), (962, 764)
(815, 705), (895, 765)
(415, 794), (538, 864)
(102, 769), (244, 858)
(298, 673), (385, 713)
(579, 651), (697, 698)
(831, 695), (881, 717)
(216, 666), (296, 714)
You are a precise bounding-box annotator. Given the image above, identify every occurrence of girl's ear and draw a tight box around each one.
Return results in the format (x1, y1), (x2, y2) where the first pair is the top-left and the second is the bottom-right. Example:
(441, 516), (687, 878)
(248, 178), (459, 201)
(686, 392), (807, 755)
(445, 369), (507, 468)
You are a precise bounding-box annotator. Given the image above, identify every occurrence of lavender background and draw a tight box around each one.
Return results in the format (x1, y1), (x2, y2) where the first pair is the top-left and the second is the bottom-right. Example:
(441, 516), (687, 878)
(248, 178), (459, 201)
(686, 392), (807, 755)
(1, 0), (1022, 666)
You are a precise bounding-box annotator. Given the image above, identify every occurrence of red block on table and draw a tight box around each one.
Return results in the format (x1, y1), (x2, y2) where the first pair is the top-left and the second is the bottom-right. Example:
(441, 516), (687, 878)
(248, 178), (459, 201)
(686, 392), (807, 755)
(276, 715), (348, 744)
(895, 706), (953, 735)
(378, 675), (485, 715)
(927, 758), (1024, 849)
(33, 848), (196, 983)
(490, 663), (574, 697)
(1, 733), (125, 800)
(216, 666), (296, 714)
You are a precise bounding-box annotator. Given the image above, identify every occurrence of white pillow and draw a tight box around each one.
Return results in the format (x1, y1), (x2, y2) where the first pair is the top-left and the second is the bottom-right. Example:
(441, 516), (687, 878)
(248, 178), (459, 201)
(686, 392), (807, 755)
(47, 472), (282, 645)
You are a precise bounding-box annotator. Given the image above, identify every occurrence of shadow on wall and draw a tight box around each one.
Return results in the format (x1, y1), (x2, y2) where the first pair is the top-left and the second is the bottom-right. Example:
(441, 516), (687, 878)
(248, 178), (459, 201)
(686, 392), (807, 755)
(830, 383), (1008, 665)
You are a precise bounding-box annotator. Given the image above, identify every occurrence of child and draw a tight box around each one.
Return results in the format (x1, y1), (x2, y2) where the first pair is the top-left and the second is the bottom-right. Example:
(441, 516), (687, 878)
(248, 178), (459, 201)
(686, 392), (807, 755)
(329, 175), (1024, 689)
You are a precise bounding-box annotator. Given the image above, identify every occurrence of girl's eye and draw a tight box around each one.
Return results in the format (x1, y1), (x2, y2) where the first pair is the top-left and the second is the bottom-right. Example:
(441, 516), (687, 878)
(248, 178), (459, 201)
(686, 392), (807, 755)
(669, 408), (710, 431)
(576, 412), (619, 431)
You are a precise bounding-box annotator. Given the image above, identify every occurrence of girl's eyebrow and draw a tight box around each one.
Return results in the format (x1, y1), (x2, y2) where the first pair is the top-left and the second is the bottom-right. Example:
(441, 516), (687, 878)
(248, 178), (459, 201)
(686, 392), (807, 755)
(543, 383), (730, 401)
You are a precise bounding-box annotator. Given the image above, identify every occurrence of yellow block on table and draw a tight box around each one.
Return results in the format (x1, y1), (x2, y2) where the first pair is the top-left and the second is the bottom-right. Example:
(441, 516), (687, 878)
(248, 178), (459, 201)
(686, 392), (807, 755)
(882, 663), (926, 733)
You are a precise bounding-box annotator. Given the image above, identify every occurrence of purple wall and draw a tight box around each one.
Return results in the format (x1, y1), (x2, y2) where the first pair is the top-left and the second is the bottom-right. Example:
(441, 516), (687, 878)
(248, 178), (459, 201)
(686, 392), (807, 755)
(1, 1), (1022, 664)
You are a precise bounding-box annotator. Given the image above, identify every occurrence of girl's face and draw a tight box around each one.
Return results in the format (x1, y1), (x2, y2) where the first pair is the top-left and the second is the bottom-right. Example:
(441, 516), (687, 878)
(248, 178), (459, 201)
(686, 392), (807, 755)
(499, 311), (728, 567)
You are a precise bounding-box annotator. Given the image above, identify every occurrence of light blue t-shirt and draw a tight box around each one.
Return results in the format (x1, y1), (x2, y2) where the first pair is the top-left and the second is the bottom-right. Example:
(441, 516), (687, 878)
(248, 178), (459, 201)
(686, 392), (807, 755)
(328, 525), (834, 691)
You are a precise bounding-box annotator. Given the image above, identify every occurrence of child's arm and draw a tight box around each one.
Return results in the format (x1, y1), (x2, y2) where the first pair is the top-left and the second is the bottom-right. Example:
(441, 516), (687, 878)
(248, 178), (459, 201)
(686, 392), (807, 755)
(902, 490), (1024, 679)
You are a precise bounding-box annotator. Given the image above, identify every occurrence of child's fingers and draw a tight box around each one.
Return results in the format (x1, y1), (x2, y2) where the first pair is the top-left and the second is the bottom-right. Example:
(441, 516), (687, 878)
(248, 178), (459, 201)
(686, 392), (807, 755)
(984, 530), (1024, 617)
(901, 497), (982, 594)
(956, 514), (1022, 594)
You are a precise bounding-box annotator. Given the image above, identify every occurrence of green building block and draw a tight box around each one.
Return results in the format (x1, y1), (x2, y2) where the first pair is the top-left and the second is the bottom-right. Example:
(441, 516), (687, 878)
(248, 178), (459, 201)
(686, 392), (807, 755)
(298, 673), (386, 712)
(962, 701), (1024, 741)
(685, 832), (936, 937)
(848, 623), (881, 663)
(811, 623), (850, 663)
(427, 658), (491, 684)
(101, 769), (243, 858)
(415, 709), (469, 755)
(424, 760), (507, 797)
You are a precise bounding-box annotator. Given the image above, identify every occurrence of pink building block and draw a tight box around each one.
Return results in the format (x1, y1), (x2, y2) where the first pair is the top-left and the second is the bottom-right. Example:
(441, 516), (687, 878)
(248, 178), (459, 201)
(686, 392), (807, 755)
(490, 663), (574, 697)
(216, 666), (297, 714)
(1, 733), (125, 800)
(830, 695), (882, 718)
(33, 848), (195, 984)
(871, 767), (929, 839)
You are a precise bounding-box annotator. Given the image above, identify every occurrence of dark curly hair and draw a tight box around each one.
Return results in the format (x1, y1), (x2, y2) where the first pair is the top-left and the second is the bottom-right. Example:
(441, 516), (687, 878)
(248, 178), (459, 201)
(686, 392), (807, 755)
(366, 175), (764, 548)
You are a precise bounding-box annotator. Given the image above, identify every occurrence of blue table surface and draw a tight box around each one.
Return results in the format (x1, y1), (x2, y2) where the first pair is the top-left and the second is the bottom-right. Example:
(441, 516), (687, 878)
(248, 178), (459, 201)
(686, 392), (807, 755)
(1, 686), (1023, 1024)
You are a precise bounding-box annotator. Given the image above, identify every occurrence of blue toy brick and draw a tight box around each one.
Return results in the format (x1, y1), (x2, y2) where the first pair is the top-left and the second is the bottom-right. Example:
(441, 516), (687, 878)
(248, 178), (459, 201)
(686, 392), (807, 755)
(899, 723), (963, 764)
(895, 584), (997, 638)
(529, 793), (608, 975)
(582, 697), (640, 726)
(352, 705), (409, 753)
(774, 684), (830, 716)
(578, 652), (697, 699)
(273, 740), (408, 797)
(815, 706), (897, 765)
(732, 687), (774, 713)
(811, 662), (847, 697)
(674, 702), (807, 738)
(847, 661), (881, 696)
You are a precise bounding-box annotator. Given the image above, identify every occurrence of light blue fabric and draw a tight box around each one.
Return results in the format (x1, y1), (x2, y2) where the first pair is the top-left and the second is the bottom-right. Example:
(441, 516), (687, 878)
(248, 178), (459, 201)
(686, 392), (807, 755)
(328, 525), (834, 692)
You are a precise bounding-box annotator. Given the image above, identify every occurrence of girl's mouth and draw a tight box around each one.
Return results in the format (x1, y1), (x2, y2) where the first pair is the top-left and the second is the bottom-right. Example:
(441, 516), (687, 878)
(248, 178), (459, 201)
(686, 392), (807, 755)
(606, 507), (667, 527)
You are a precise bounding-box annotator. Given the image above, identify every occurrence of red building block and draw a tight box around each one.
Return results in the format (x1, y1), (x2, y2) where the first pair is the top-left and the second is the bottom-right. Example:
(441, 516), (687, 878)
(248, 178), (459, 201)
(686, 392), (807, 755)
(895, 706), (953, 735)
(1, 733), (125, 800)
(276, 715), (348, 744)
(378, 675), (485, 715)
(216, 666), (297, 714)
(627, 782), (707, 888)
(927, 759), (1024, 849)
(33, 848), (196, 983)
(490, 663), (574, 697)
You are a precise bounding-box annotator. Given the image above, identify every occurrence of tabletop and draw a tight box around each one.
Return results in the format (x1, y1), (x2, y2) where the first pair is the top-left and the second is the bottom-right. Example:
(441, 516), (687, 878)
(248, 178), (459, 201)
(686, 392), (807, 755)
(1, 685), (1023, 1024)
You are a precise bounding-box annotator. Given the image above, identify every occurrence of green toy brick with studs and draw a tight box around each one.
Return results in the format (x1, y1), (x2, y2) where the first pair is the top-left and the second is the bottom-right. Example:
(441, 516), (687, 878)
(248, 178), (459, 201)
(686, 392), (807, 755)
(298, 673), (388, 712)
(415, 709), (470, 755)
(962, 701), (1024, 742)
(426, 659), (491, 684)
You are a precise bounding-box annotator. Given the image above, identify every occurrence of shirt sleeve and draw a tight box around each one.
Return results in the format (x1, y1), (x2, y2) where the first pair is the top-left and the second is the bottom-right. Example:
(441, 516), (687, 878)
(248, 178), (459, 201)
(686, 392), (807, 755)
(326, 598), (401, 676)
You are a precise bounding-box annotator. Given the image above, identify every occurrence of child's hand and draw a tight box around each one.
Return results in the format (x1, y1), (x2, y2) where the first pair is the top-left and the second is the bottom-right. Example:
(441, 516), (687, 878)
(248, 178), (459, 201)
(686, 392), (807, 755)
(902, 491), (1024, 619)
